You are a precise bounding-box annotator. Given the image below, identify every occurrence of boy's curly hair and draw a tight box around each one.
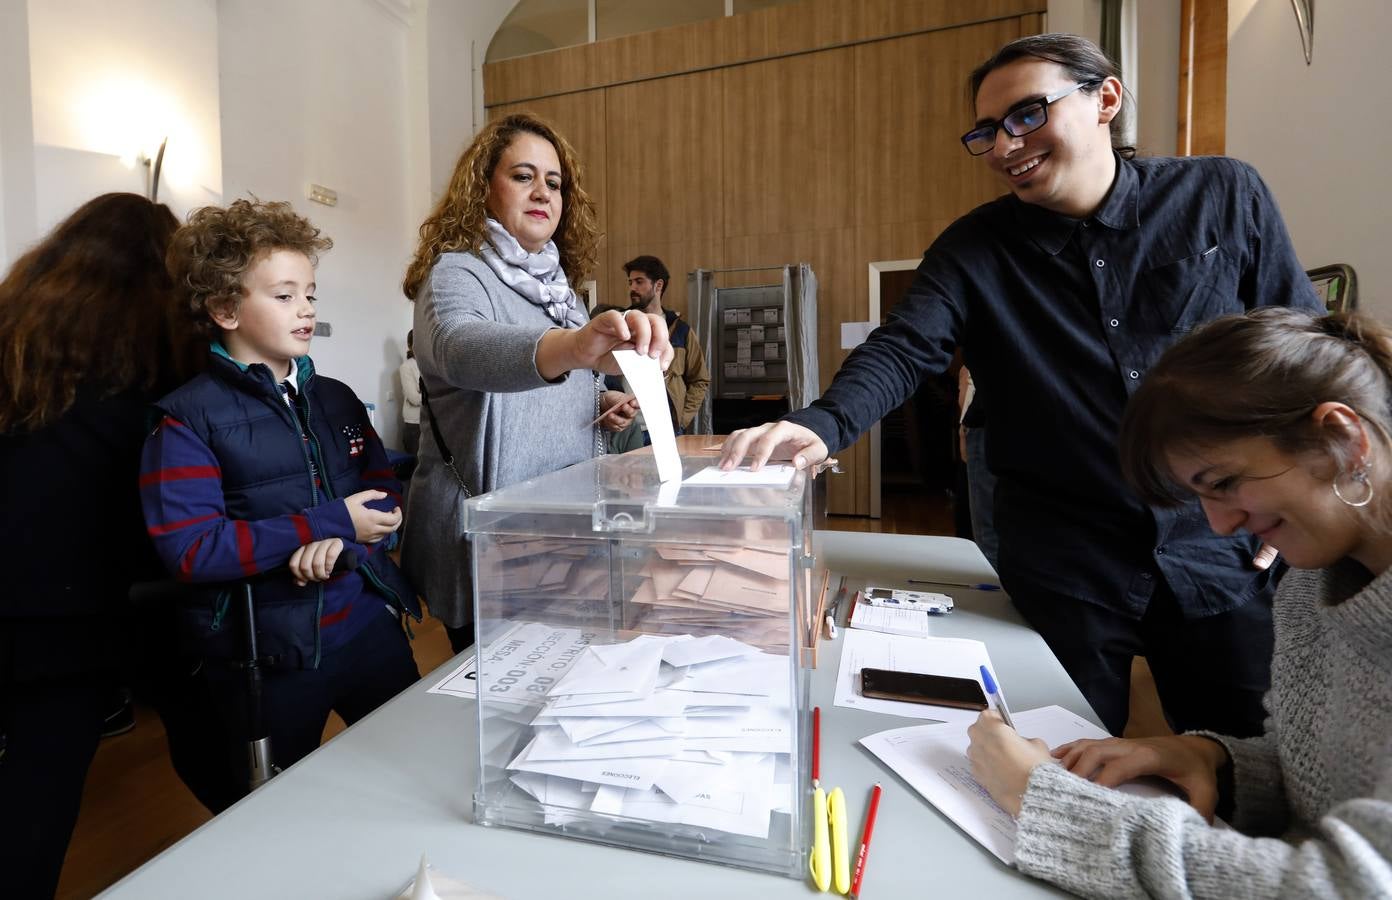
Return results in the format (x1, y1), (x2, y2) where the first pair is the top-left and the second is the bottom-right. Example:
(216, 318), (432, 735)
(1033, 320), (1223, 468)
(169, 199), (332, 336)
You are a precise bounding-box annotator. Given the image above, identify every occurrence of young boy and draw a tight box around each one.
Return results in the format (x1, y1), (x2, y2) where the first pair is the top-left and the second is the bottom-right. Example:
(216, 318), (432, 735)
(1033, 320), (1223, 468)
(140, 199), (420, 805)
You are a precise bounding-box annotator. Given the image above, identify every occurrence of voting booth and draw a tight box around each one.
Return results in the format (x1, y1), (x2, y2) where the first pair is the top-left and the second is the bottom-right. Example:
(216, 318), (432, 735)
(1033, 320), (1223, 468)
(465, 451), (815, 877)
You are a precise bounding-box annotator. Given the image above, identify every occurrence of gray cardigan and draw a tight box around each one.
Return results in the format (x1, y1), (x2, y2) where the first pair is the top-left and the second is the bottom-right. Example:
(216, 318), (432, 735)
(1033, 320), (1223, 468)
(1013, 558), (1392, 898)
(402, 252), (601, 629)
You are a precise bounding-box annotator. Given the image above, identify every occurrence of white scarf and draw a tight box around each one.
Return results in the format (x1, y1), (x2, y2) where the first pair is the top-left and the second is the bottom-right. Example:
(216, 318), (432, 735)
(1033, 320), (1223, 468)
(478, 218), (586, 329)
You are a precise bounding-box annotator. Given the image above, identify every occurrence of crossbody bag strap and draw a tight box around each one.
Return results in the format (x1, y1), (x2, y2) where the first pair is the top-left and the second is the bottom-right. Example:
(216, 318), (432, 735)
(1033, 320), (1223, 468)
(418, 377), (472, 497)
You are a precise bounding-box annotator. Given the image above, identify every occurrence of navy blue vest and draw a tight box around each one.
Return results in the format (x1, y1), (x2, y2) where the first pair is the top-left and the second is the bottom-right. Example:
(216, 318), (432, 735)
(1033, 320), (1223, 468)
(156, 353), (420, 668)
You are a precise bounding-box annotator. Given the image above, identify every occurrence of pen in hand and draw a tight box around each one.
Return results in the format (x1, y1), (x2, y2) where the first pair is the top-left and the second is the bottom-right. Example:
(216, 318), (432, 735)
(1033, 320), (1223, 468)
(979, 664), (1016, 730)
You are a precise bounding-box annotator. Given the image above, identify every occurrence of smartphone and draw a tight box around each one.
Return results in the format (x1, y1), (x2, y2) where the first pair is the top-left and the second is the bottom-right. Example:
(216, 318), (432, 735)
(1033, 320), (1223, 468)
(859, 667), (987, 710)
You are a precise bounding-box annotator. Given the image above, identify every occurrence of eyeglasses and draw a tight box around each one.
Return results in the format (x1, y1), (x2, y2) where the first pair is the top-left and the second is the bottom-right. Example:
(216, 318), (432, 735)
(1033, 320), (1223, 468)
(960, 81), (1101, 156)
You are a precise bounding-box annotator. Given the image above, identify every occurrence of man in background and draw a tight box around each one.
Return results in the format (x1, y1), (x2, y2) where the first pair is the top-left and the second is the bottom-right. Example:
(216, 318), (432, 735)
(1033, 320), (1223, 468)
(625, 255), (710, 434)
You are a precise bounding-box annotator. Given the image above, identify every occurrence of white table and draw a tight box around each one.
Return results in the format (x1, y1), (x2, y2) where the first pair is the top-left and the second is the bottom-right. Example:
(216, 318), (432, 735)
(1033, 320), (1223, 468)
(101, 532), (1089, 899)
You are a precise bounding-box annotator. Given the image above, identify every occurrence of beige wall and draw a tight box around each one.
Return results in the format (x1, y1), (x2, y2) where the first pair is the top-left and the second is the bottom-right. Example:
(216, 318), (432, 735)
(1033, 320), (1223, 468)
(1228, 0), (1391, 319)
(485, 0), (1047, 515)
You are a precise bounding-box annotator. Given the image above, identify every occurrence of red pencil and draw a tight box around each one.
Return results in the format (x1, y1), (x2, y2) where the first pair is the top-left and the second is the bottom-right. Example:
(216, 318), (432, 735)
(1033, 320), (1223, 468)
(811, 706), (821, 787)
(849, 782), (883, 899)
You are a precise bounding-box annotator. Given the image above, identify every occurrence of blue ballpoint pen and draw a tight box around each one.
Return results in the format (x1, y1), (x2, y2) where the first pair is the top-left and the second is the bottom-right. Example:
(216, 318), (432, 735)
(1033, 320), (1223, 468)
(978, 664), (1016, 729)
(908, 578), (1001, 591)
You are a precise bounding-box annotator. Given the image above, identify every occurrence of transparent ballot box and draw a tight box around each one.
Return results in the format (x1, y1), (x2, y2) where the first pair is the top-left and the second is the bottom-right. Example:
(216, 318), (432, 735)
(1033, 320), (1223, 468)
(465, 452), (815, 877)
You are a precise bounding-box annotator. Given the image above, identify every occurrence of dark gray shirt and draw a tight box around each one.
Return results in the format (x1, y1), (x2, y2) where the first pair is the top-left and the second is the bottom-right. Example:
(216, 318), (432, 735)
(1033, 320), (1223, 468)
(787, 154), (1322, 618)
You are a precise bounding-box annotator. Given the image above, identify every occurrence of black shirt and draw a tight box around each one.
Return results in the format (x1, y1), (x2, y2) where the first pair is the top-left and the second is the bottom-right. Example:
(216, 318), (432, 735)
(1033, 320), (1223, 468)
(788, 154), (1322, 619)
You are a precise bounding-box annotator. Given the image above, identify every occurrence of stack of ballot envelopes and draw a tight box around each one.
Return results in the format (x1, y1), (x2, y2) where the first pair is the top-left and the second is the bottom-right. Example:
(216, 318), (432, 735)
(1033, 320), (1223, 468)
(502, 631), (795, 840)
(477, 537), (794, 652)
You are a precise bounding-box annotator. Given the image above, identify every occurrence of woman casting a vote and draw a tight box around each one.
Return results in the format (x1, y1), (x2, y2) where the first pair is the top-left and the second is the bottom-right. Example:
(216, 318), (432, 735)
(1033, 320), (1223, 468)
(400, 113), (670, 654)
(967, 308), (1392, 899)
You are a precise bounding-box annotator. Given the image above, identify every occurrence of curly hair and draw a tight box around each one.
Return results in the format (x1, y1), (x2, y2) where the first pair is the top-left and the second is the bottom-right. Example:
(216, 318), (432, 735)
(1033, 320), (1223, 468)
(169, 198), (332, 336)
(0, 193), (201, 432)
(403, 113), (600, 299)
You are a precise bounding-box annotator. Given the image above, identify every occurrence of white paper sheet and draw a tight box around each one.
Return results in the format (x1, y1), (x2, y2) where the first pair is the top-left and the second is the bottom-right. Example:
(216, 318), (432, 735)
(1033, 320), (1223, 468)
(683, 464), (797, 487)
(859, 705), (1175, 865)
(548, 639), (666, 698)
(612, 349), (681, 482)
(667, 653), (787, 697)
(426, 655), (477, 698)
(507, 736), (669, 790)
(526, 725), (685, 761)
(833, 629), (1000, 724)
(472, 622), (595, 708)
(660, 634), (762, 668)
(849, 604), (932, 638)
(506, 633), (796, 840)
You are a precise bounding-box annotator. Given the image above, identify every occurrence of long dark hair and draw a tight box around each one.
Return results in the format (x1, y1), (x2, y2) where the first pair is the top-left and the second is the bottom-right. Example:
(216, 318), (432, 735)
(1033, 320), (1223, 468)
(969, 33), (1135, 160)
(1119, 308), (1392, 507)
(0, 193), (201, 431)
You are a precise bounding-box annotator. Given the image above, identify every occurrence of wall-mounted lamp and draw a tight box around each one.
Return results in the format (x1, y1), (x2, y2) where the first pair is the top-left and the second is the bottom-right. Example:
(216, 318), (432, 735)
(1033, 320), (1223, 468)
(140, 137), (168, 202)
(1291, 0), (1313, 65)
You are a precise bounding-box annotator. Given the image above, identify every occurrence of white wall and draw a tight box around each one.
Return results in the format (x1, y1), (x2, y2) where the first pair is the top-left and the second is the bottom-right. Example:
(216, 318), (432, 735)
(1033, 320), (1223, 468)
(25, 0), (223, 235)
(1046, 0), (1101, 42)
(424, 0), (518, 204)
(0, 0), (37, 271)
(219, 0), (426, 448)
(1228, 0), (1392, 318)
(1132, 0), (1178, 157)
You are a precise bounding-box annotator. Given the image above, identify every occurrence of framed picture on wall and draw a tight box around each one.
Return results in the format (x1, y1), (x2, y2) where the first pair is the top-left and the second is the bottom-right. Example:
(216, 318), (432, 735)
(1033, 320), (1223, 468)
(1306, 264), (1357, 313)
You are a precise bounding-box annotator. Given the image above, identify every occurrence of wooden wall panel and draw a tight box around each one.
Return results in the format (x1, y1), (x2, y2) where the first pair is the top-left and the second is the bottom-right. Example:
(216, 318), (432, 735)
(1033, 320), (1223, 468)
(490, 90), (612, 288)
(486, 41), (599, 110)
(484, 0), (1047, 107)
(853, 17), (1021, 228)
(1177, 0), (1225, 156)
(604, 70), (724, 253)
(721, 48), (855, 239)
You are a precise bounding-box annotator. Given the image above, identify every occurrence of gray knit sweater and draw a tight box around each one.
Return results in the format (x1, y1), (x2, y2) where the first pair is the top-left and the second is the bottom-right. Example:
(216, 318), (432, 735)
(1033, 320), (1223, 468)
(1014, 558), (1392, 898)
(402, 252), (601, 628)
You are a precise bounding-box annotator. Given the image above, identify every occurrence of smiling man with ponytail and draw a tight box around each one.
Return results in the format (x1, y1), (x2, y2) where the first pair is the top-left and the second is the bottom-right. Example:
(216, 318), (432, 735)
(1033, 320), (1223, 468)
(721, 33), (1324, 739)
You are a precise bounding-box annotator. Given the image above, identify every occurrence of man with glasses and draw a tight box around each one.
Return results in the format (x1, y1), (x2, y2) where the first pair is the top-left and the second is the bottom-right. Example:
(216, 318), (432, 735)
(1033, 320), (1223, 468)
(721, 34), (1320, 738)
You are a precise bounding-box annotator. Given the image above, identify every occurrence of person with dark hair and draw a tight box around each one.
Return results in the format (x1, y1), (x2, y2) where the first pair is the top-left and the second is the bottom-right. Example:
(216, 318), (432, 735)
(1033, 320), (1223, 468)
(401, 113), (670, 654)
(0, 193), (203, 899)
(720, 33), (1322, 737)
(966, 307), (1392, 899)
(625, 255), (710, 436)
(141, 199), (422, 804)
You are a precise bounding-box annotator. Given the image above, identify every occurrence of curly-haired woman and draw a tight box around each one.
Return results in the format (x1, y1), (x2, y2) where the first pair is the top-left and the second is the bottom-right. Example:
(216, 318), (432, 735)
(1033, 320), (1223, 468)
(0, 193), (202, 898)
(401, 113), (671, 653)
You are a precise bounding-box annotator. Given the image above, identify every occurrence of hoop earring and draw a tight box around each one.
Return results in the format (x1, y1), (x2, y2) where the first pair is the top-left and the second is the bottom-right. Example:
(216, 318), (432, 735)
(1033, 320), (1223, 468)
(1333, 469), (1375, 508)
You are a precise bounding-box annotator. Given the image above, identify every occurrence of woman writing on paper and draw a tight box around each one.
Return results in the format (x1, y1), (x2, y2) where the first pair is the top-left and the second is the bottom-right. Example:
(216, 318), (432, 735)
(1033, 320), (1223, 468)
(400, 113), (668, 653)
(966, 307), (1392, 898)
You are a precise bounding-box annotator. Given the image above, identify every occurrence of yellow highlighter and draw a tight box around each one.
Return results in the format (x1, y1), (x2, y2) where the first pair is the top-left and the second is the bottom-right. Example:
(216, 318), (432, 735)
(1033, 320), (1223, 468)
(809, 785), (831, 891)
(828, 786), (851, 894)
